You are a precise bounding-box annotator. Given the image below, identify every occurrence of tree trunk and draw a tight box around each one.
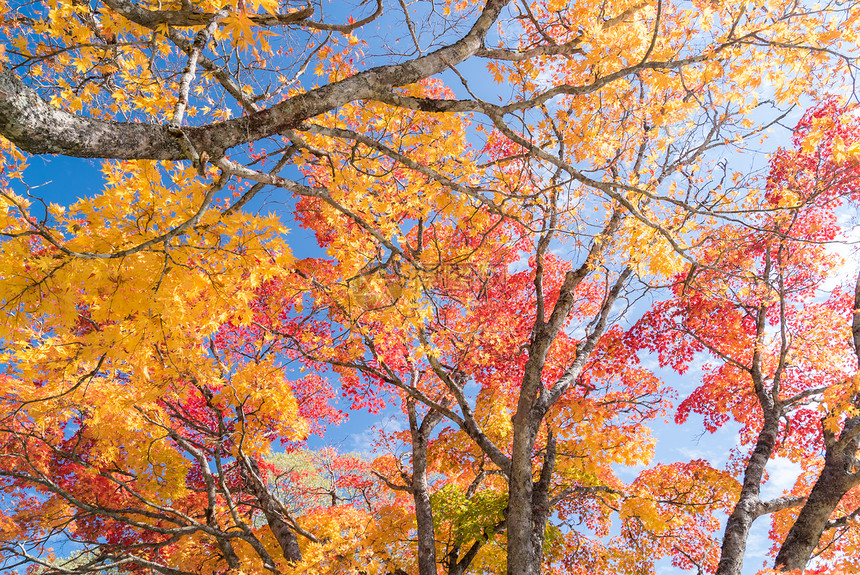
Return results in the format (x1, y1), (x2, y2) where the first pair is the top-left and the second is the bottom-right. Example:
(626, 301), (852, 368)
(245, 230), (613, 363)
(774, 420), (860, 570)
(530, 431), (555, 567)
(715, 412), (780, 575)
(506, 415), (540, 575)
(409, 401), (443, 575)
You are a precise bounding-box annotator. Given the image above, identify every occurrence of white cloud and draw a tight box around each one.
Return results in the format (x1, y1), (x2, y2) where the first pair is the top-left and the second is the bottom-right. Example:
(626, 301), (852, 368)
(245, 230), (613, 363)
(348, 414), (407, 456)
(761, 457), (802, 500)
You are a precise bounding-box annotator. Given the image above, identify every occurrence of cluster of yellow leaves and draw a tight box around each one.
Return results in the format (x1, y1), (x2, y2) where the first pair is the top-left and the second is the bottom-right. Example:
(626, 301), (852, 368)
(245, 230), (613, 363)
(2, 0), (859, 571)
(820, 374), (860, 436)
(614, 461), (739, 571)
(1, 160), (290, 338)
(0, 138), (28, 186)
(218, 12), (277, 53)
(618, 215), (687, 278)
(281, 505), (417, 575)
(0, 159), (304, 543)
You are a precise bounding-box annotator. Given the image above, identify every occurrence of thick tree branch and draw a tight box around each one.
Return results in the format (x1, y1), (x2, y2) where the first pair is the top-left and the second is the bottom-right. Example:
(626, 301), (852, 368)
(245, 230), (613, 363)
(0, 0), (509, 160)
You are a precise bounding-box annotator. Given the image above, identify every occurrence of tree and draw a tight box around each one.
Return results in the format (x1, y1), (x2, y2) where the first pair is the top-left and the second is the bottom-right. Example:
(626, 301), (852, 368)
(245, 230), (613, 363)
(0, 0), (859, 574)
(638, 98), (860, 574)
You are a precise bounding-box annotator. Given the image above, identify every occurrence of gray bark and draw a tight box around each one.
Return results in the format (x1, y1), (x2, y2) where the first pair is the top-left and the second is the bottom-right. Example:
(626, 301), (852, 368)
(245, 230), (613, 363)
(0, 69), (185, 159)
(100, 0), (313, 28)
(714, 411), (780, 575)
(530, 431), (555, 563)
(0, 0), (509, 161)
(506, 415), (540, 575)
(408, 400), (444, 575)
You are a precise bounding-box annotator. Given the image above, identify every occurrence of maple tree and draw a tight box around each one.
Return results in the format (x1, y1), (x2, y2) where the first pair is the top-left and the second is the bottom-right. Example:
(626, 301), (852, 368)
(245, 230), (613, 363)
(0, 0), (860, 574)
(639, 99), (860, 574)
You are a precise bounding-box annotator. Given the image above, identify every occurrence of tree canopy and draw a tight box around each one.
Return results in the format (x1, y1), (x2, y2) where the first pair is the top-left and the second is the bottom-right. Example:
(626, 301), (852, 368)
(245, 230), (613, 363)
(1, 0), (860, 574)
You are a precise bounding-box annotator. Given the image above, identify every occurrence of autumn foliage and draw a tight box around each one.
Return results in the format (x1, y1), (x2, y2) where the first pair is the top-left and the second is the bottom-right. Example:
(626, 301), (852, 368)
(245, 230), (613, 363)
(1, 0), (860, 574)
